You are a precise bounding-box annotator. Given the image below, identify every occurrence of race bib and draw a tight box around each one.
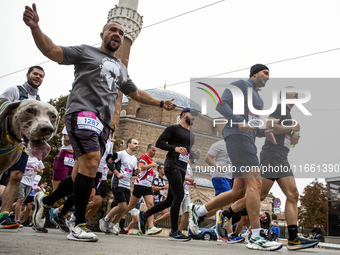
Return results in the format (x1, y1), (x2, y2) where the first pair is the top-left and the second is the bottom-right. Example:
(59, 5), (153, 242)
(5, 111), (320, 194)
(179, 152), (190, 163)
(77, 111), (103, 135)
(25, 164), (35, 176)
(64, 152), (75, 167)
(146, 171), (154, 182)
(284, 134), (291, 149)
(124, 168), (133, 178)
(248, 110), (261, 127)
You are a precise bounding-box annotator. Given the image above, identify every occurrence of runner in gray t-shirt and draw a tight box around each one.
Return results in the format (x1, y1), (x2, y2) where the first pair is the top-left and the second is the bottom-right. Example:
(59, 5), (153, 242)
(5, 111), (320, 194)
(23, 3), (176, 242)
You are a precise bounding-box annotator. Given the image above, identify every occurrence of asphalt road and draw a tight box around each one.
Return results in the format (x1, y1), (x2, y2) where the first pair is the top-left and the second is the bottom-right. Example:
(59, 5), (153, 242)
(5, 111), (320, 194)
(0, 227), (337, 255)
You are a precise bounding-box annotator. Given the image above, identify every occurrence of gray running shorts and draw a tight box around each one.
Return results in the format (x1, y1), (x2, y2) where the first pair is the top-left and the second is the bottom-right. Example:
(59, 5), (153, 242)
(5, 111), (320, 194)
(65, 112), (110, 159)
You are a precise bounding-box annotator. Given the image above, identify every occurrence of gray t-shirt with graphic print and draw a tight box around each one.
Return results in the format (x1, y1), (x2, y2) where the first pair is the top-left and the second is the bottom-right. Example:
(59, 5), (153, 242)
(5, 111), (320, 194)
(60, 44), (137, 126)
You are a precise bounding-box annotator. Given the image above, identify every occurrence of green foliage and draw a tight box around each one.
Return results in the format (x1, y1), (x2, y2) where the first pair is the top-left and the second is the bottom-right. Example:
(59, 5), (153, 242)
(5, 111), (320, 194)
(298, 179), (327, 230)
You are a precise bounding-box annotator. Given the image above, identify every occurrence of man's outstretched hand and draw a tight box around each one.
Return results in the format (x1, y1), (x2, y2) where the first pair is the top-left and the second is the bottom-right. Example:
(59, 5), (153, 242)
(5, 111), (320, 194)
(163, 98), (176, 111)
(23, 3), (39, 29)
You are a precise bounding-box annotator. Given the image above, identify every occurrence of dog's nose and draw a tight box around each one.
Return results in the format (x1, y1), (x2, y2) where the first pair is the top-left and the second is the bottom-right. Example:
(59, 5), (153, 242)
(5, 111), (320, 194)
(39, 124), (54, 136)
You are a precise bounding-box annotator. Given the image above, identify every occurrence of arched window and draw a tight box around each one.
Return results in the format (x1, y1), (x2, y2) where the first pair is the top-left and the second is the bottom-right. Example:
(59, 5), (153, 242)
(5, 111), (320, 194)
(120, 110), (126, 117)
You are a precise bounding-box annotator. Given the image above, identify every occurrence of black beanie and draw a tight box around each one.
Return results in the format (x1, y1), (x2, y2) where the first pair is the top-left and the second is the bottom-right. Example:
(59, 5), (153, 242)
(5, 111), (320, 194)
(249, 64), (269, 78)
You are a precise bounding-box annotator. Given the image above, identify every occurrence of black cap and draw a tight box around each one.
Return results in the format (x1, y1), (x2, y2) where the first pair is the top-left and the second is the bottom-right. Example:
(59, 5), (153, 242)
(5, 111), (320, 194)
(180, 108), (198, 117)
(249, 64), (269, 78)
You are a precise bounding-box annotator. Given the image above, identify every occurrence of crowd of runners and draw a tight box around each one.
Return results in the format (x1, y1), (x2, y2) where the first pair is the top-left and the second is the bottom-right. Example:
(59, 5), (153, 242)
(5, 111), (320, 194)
(0, 3), (321, 252)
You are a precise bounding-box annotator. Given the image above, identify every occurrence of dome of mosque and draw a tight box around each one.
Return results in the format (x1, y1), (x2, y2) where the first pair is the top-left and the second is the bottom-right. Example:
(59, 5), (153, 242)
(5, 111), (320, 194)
(122, 89), (201, 111)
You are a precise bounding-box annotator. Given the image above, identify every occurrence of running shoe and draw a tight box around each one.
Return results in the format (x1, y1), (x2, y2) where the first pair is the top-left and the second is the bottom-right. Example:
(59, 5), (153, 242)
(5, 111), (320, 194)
(107, 223), (119, 235)
(147, 226), (162, 235)
(33, 192), (50, 229)
(168, 230), (191, 241)
(137, 211), (147, 235)
(52, 215), (70, 233)
(67, 223), (98, 242)
(246, 236), (283, 251)
(32, 225), (48, 233)
(260, 229), (270, 240)
(99, 217), (109, 233)
(187, 203), (200, 235)
(0, 213), (19, 229)
(217, 236), (228, 242)
(16, 220), (24, 228)
(215, 210), (226, 238)
(66, 217), (75, 230)
(228, 232), (245, 243)
(241, 232), (250, 243)
(287, 237), (319, 250)
(119, 228), (129, 235)
(49, 208), (57, 225)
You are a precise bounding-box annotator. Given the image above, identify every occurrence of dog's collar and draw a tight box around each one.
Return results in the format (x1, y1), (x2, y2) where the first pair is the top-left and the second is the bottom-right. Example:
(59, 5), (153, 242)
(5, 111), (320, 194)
(5, 116), (25, 153)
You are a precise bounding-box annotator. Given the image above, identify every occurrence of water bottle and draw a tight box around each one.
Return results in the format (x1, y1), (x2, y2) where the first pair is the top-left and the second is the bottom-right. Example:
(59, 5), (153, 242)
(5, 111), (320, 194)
(290, 132), (300, 148)
(193, 147), (200, 163)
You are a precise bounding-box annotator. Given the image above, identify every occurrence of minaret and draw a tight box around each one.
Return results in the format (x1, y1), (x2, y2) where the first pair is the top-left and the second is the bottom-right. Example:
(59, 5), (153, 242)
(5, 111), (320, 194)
(108, 0), (143, 130)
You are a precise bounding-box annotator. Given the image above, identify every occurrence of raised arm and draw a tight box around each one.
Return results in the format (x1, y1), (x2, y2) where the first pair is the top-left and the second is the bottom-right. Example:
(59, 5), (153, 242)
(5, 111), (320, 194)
(128, 89), (176, 111)
(23, 4), (64, 63)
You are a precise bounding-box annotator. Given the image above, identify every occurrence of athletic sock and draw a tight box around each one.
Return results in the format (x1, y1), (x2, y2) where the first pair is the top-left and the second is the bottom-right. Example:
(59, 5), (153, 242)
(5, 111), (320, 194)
(288, 225), (298, 241)
(43, 176), (73, 206)
(104, 215), (110, 221)
(73, 173), (94, 226)
(251, 228), (261, 238)
(53, 208), (60, 215)
(108, 222), (114, 228)
(196, 205), (208, 217)
(119, 218), (125, 230)
(0, 211), (9, 218)
(222, 207), (235, 220)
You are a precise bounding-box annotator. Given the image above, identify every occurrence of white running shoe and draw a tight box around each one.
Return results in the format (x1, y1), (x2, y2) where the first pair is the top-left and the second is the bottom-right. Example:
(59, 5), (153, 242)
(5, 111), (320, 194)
(33, 191), (50, 229)
(147, 226), (163, 235)
(66, 217), (75, 230)
(67, 223), (98, 242)
(107, 223), (119, 235)
(99, 218), (109, 233)
(246, 236), (283, 251)
(187, 203), (200, 235)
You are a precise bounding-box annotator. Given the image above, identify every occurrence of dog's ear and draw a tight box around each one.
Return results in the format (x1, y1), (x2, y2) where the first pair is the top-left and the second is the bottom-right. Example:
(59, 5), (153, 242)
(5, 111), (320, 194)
(0, 99), (21, 126)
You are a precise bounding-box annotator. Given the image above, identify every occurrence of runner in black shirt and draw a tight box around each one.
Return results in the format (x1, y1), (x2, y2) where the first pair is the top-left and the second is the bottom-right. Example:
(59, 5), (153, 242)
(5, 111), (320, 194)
(138, 108), (196, 241)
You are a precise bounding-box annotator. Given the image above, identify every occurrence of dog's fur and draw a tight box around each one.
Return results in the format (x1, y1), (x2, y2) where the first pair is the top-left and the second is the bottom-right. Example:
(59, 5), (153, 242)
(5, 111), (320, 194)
(0, 98), (59, 174)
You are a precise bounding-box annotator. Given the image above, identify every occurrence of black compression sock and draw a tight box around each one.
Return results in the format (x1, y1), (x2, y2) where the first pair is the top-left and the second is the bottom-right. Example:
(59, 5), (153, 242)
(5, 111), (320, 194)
(73, 173), (94, 226)
(60, 195), (74, 218)
(119, 218), (125, 230)
(288, 225), (298, 241)
(222, 207), (235, 219)
(43, 176), (73, 206)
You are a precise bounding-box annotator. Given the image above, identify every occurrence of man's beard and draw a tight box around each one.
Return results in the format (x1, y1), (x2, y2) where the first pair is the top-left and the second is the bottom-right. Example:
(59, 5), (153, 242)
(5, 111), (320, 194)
(185, 116), (193, 126)
(105, 40), (119, 52)
(27, 76), (40, 89)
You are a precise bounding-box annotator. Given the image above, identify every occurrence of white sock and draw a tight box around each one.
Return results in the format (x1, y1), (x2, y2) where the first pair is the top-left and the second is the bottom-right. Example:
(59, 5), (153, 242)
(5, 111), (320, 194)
(53, 208), (60, 214)
(108, 222), (114, 228)
(196, 205), (208, 217)
(228, 233), (232, 237)
(104, 215), (110, 222)
(252, 228), (261, 238)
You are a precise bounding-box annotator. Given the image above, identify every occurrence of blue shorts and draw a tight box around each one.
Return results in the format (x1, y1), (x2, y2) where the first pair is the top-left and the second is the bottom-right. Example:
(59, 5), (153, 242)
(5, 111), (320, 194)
(212, 178), (233, 196)
(8, 152), (29, 173)
(225, 134), (260, 178)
